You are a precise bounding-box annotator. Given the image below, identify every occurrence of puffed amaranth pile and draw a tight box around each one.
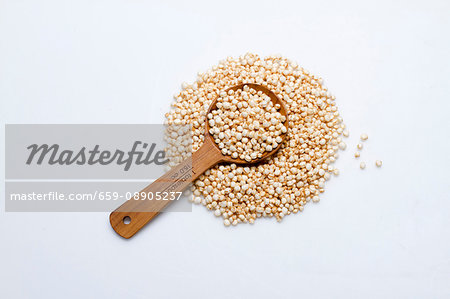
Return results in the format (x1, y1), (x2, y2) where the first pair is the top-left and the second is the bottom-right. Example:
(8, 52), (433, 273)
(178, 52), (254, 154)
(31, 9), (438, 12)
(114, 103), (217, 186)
(165, 53), (346, 226)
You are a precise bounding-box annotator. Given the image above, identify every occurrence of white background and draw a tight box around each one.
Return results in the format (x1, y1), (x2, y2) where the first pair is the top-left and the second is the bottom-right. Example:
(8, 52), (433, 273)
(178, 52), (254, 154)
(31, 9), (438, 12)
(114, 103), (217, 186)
(1, 0), (449, 298)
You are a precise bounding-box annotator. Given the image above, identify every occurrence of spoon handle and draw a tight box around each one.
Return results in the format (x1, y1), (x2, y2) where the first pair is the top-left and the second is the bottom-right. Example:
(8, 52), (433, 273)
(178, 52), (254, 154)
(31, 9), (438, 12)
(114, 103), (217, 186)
(110, 139), (222, 239)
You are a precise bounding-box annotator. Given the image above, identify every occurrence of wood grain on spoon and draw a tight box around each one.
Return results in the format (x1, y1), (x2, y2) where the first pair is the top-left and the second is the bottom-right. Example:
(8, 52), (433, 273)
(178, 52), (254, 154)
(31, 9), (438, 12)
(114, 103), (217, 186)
(110, 83), (288, 239)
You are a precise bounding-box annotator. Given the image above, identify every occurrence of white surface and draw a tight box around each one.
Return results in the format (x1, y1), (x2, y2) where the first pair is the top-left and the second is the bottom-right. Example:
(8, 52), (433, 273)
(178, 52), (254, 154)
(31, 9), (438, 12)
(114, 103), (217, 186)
(1, 0), (450, 298)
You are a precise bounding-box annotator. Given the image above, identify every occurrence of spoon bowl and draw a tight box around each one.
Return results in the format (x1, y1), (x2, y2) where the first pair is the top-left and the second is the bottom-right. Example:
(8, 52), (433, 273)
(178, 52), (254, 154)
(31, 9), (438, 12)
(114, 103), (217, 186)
(205, 83), (289, 164)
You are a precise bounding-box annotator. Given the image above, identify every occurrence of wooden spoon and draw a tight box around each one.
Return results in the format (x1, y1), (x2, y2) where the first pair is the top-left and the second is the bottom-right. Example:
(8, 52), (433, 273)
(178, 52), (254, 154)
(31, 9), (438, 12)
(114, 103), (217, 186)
(110, 83), (288, 238)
